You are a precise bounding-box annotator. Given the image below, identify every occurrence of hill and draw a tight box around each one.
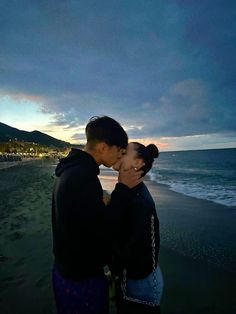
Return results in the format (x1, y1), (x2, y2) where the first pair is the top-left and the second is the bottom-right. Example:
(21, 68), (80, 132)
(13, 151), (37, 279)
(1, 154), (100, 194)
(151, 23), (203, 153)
(0, 122), (70, 148)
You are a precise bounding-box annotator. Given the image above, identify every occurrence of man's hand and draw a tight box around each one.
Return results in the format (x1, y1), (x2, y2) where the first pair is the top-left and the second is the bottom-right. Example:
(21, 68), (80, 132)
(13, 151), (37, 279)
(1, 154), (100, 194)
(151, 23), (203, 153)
(118, 166), (144, 188)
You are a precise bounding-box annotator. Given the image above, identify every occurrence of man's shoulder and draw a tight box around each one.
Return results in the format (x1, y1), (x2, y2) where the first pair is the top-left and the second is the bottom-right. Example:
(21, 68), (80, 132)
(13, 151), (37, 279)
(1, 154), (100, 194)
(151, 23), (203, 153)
(61, 163), (98, 184)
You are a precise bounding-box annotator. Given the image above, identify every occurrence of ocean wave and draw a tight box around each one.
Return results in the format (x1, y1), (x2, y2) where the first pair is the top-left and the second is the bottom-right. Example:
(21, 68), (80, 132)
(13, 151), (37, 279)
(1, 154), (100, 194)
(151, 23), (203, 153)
(149, 169), (236, 207)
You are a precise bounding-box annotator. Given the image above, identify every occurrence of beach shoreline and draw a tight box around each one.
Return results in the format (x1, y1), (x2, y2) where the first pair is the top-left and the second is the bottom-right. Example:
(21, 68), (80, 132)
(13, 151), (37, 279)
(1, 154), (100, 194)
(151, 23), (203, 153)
(0, 158), (43, 170)
(0, 161), (235, 314)
(100, 166), (236, 209)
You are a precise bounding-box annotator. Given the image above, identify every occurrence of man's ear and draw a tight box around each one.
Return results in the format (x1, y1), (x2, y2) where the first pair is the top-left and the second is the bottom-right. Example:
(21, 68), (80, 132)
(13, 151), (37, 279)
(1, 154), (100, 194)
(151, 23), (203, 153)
(97, 142), (109, 154)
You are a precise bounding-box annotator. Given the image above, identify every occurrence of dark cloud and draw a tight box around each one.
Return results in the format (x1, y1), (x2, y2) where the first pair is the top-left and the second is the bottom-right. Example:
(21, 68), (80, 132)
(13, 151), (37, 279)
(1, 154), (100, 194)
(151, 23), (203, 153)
(0, 0), (235, 139)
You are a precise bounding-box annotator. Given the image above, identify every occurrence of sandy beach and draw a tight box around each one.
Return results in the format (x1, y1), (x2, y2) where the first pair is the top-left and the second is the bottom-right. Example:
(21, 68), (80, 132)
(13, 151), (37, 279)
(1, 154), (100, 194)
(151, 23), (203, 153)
(0, 161), (235, 313)
(0, 159), (36, 170)
(0, 159), (56, 314)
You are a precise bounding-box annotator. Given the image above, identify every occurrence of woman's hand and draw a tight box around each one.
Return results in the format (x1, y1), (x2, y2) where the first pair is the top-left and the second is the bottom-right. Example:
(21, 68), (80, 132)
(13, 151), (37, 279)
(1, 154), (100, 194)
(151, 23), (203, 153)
(118, 164), (144, 188)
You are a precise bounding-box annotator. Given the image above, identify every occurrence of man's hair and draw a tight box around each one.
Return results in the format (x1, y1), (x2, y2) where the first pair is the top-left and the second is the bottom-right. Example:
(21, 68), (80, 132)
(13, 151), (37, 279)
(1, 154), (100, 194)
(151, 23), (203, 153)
(85, 116), (128, 148)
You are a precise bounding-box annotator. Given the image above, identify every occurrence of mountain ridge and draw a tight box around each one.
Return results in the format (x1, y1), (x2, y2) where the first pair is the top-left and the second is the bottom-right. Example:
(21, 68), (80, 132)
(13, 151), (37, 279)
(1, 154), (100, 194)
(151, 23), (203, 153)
(0, 122), (71, 148)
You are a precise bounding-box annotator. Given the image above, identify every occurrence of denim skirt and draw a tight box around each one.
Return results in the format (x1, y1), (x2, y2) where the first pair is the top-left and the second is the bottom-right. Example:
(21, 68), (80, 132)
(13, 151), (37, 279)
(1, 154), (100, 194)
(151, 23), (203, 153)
(125, 265), (164, 305)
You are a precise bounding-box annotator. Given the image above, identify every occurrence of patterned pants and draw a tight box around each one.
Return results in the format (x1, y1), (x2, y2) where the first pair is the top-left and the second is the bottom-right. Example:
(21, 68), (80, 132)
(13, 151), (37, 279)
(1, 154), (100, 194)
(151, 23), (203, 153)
(52, 266), (109, 314)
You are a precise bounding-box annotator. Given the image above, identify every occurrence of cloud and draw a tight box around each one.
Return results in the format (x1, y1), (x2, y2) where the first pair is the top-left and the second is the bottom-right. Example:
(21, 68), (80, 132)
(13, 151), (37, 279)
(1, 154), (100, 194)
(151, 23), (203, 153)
(0, 0), (235, 146)
(71, 133), (86, 142)
(160, 132), (236, 151)
(0, 90), (44, 103)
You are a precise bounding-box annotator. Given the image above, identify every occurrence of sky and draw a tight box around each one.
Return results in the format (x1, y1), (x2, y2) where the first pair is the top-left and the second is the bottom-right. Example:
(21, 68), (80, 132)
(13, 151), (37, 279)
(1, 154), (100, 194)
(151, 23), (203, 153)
(0, 0), (235, 151)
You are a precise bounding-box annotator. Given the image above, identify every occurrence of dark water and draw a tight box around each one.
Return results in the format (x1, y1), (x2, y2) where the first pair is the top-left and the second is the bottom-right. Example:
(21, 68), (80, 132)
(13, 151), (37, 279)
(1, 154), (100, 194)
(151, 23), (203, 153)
(150, 148), (236, 206)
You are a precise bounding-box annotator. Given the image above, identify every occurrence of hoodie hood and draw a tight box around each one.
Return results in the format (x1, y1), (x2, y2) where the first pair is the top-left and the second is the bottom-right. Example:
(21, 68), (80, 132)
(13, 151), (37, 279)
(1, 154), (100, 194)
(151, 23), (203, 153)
(55, 148), (99, 177)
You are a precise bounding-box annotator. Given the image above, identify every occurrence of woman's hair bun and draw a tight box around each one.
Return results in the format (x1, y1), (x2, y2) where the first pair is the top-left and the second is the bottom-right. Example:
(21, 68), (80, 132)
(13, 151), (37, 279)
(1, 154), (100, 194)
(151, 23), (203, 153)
(146, 144), (159, 159)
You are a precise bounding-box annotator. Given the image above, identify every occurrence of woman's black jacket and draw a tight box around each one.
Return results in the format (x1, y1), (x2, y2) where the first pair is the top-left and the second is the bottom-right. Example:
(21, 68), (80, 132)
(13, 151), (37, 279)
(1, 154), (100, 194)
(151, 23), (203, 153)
(112, 182), (160, 279)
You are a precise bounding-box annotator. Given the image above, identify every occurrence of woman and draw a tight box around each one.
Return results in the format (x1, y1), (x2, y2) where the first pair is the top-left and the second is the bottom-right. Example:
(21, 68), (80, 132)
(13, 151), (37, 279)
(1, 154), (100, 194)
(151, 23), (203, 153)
(112, 142), (164, 314)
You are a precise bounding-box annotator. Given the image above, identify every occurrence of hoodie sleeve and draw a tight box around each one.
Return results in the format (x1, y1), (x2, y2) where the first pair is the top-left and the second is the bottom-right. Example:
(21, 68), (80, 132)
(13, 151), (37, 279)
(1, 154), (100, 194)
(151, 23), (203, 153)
(69, 175), (132, 236)
(121, 200), (153, 278)
(63, 172), (132, 266)
(105, 182), (132, 227)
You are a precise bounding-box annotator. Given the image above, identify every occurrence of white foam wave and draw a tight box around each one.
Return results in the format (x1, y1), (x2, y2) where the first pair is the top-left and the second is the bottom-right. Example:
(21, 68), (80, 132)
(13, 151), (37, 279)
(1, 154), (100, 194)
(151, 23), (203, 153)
(148, 170), (236, 207)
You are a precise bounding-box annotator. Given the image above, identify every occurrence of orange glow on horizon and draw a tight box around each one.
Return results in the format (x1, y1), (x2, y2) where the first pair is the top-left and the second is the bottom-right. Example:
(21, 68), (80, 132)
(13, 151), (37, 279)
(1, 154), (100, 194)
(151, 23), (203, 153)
(129, 138), (169, 150)
(0, 90), (44, 102)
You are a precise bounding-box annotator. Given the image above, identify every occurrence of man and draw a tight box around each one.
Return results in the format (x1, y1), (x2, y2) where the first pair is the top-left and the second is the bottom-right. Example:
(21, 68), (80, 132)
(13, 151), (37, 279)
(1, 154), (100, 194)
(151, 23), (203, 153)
(51, 116), (143, 314)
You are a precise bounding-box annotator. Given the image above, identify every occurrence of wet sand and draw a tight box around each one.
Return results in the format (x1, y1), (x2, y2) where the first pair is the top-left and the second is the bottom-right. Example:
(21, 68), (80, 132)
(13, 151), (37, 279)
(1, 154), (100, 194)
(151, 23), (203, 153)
(0, 161), (235, 313)
(0, 160), (56, 314)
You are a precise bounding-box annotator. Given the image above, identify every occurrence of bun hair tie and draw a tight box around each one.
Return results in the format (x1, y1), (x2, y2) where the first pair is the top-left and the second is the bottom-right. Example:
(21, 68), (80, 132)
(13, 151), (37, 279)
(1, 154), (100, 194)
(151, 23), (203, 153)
(146, 144), (159, 159)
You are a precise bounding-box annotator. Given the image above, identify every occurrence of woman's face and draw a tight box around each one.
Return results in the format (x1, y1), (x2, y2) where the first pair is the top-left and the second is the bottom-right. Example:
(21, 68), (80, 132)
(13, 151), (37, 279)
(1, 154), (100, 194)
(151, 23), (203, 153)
(113, 142), (141, 171)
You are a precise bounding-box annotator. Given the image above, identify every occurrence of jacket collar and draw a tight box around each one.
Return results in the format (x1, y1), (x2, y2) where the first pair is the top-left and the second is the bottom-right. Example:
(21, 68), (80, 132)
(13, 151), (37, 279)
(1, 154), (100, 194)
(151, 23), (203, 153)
(131, 181), (145, 194)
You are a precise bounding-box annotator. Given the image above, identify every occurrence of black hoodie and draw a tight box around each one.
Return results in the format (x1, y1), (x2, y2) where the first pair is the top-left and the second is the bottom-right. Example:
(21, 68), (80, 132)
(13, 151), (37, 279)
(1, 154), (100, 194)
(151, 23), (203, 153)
(52, 148), (131, 280)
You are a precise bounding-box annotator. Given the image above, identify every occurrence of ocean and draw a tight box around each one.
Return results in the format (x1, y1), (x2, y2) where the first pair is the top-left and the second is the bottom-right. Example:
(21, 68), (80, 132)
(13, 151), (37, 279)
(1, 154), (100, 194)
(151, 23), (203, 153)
(149, 148), (236, 207)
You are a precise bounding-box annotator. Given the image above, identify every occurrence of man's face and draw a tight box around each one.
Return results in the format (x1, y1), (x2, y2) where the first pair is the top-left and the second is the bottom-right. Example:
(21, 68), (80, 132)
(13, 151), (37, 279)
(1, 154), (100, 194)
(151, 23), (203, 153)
(101, 145), (126, 168)
(113, 143), (138, 171)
